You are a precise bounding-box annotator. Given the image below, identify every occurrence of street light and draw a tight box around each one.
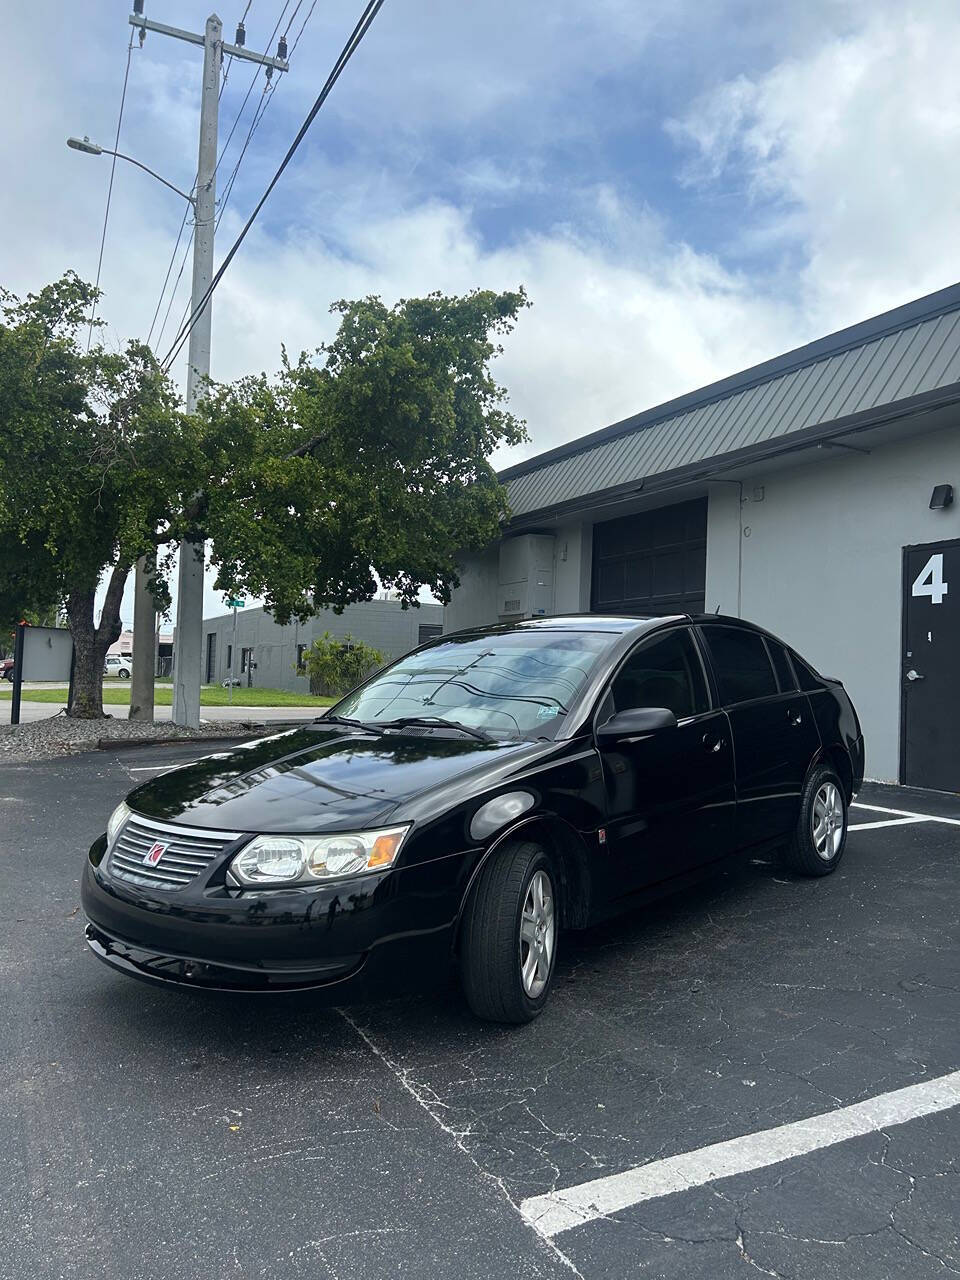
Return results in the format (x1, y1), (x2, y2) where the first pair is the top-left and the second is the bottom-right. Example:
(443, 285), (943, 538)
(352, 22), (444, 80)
(66, 136), (195, 206)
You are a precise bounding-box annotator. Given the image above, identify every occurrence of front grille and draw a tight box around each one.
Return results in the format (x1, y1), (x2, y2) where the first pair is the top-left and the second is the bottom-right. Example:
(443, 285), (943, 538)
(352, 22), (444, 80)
(107, 814), (242, 891)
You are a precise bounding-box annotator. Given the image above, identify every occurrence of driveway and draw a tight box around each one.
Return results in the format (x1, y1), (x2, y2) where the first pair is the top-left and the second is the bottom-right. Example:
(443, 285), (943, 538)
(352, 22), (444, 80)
(2, 744), (958, 1279)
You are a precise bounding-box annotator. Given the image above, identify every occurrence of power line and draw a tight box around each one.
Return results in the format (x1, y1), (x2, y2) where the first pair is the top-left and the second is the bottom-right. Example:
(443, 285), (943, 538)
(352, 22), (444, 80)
(87, 29), (136, 351)
(162, 0), (387, 374)
(217, 0), (322, 233)
(146, 199), (193, 347)
(288, 0), (319, 57)
(148, 2), (290, 352)
(282, 0), (305, 37)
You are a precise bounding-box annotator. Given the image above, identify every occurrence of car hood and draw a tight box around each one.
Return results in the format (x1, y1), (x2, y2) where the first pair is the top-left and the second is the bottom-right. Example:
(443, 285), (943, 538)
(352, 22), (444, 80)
(127, 725), (540, 833)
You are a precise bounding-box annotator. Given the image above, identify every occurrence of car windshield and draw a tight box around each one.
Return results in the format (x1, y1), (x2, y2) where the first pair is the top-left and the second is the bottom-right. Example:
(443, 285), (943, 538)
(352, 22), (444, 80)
(332, 629), (617, 740)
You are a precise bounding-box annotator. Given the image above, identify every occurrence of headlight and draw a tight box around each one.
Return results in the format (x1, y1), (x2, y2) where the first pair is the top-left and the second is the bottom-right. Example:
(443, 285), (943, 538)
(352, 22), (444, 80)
(228, 825), (410, 887)
(106, 801), (131, 846)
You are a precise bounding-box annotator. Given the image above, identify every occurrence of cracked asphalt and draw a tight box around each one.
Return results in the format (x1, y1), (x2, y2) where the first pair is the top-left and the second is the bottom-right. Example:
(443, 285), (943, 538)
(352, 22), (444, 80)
(2, 741), (958, 1279)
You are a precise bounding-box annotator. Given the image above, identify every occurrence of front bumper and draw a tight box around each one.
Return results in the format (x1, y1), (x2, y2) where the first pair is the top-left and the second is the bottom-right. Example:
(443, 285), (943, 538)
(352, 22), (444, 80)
(84, 920), (365, 993)
(81, 834), (478, 1000)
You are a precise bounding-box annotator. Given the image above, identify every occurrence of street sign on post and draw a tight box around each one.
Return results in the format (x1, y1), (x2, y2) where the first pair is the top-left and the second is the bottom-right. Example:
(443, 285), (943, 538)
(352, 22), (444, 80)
(228, 600), (245, 704)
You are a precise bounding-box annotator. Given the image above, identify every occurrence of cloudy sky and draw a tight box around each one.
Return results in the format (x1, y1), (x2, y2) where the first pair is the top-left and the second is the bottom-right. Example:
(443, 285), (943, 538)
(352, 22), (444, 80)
(7, 0), (959, 622)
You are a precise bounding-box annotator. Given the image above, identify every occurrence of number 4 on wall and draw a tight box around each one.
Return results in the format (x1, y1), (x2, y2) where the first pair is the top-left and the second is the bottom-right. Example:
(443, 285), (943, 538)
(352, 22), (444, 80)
(912, 553), (949, 605)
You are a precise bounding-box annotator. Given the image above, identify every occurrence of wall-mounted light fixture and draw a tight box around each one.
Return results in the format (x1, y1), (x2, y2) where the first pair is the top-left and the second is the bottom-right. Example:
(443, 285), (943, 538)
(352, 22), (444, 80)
(930, 484), (954, 510)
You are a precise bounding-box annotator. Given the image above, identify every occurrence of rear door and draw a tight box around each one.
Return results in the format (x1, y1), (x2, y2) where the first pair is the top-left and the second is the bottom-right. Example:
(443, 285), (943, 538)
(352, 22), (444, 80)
(697, 623), (821, 849)
(596, 625), (737, 897)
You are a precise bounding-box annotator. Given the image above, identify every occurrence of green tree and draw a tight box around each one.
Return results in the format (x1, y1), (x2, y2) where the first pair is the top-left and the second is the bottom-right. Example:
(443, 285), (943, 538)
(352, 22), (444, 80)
(199, 288), (529, 618)
(0, 275), (189, 715)
(302, 631), (384, 697)
(0, 279), (528, 719)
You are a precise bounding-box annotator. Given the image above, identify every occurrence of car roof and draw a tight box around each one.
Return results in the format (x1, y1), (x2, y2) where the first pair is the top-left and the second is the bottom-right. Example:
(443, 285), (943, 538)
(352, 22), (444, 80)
(441, 613), (685, 640)
(440, 612), (786, 644)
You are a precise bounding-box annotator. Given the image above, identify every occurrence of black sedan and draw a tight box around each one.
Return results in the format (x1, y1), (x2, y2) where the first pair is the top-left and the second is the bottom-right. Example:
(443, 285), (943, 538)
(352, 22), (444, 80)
(82, 614), (863, 1023)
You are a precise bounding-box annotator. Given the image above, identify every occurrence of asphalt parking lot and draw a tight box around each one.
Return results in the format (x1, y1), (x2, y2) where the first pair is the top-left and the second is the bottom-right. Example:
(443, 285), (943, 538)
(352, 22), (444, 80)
(2, 741), (959, 1279)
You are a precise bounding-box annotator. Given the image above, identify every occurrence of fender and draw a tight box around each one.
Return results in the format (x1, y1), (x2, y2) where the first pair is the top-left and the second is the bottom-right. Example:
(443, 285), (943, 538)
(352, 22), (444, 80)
(452, 810), (596, 948)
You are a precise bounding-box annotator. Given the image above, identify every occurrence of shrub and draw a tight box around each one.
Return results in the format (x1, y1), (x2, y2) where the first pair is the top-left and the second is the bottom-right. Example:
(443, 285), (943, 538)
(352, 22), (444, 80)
(301, 632), (385, 697)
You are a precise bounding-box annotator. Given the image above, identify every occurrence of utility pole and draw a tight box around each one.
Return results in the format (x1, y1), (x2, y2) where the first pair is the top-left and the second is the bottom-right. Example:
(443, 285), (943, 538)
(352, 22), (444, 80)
(129, 550), (156, 719)
(125, 8), (288, 728)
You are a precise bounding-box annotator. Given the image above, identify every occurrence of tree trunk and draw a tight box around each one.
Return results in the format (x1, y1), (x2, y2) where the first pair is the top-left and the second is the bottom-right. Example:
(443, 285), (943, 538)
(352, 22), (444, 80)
(65, 563), (130, 719)
(66, 590), (107, 718)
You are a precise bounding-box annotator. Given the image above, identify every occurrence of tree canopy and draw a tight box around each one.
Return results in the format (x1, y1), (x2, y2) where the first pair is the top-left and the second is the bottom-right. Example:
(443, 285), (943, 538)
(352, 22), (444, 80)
(0, 275), (528, 716)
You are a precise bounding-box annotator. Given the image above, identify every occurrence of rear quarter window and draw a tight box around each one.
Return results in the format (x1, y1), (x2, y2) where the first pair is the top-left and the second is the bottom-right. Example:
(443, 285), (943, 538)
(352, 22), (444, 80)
(765, 638), (797, 692)
(791, 652), (823, 692)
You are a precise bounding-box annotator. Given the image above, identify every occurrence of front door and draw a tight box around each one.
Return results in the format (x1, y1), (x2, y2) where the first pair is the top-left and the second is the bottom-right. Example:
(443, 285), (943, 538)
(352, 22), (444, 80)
(597, 625), (737, 900)
(902, 539), (960, 791)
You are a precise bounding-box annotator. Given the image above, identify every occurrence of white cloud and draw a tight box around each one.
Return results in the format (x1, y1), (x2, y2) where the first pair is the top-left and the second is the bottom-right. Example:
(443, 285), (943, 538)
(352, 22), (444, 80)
(671, 0), (960, 327)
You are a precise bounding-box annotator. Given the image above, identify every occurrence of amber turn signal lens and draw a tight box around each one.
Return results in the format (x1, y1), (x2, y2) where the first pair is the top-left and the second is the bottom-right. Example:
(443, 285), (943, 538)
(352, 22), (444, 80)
(368, 831), (404, 868)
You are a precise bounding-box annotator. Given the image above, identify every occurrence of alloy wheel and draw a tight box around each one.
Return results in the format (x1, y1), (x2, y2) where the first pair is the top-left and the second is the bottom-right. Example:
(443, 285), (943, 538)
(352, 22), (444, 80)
(519, 868), (555, 997)
(813, 781), (844, 860)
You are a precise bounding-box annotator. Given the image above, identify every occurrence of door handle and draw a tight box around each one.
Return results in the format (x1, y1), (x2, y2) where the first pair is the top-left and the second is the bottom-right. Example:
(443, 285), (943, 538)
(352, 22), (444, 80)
(905, 669), (925, 682)
(787, 708), (803, 726)
(702, 732), (723, 753)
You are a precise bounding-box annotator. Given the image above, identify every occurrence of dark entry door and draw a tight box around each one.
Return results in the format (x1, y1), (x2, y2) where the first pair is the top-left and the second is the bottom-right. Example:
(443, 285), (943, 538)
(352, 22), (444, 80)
(205, 632), (217, 684)
(902, 539), (960, 791)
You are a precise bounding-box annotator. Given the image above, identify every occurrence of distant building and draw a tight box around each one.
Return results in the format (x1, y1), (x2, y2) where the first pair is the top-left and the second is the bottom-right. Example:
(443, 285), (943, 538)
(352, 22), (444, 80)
(107, 627), (175, 675)
(198, 599), (443, 692)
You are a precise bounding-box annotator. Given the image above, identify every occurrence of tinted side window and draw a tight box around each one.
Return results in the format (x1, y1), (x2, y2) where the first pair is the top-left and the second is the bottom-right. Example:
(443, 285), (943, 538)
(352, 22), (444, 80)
(611, 629), (709, 719)
(791, 652), (823, 692)
(765, 638), (796, 692)
(701, 626), (777, 704)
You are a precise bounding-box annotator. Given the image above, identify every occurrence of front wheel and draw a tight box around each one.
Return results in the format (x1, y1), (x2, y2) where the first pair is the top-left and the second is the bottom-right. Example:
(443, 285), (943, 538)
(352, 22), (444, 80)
(460, 841), (558, 1024)
(782, 766), (847, 876)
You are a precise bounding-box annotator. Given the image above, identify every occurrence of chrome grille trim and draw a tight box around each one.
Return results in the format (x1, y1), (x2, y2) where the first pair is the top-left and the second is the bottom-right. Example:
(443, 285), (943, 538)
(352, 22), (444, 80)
(106, 814), (243, 891)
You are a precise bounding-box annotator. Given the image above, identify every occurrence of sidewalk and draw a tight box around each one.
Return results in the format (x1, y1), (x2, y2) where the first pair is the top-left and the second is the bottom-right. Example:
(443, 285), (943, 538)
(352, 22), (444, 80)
(0, 700), (323, 725)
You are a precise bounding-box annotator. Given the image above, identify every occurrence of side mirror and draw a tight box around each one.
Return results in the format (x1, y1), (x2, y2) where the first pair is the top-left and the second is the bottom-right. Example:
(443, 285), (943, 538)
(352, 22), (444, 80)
(596, 706), (678, 746)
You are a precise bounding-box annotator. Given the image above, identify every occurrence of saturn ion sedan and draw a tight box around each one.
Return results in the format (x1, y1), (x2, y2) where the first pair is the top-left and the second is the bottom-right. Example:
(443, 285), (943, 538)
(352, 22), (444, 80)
(82, 615), (863, 1023)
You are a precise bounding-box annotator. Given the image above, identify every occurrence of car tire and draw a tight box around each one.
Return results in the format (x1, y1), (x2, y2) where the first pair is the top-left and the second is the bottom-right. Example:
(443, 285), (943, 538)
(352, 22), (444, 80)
(119, 669), (130, 679)
(460, 840), (558, 1024)
(782, 765), (848, 876)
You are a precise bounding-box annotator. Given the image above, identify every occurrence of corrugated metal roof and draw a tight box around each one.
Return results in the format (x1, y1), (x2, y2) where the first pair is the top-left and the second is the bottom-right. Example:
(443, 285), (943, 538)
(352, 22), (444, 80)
(504, 288), (960, 519)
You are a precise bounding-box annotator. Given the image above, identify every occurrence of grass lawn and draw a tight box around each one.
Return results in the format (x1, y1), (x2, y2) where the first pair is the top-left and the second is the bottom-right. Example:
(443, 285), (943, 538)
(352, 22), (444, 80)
(0, 684), (334, 708)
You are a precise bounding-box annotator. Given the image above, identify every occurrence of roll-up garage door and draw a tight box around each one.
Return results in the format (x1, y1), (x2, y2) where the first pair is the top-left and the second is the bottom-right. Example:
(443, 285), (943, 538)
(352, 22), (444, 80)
(591, 498), (707, 616)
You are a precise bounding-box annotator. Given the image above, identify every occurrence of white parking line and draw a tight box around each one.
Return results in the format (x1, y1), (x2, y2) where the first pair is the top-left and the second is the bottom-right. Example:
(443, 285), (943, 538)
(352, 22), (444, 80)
(852, 802), (960, 828)
(126, 764), (189, 774)
(848, 817), (928, 831)
(519, 1069), (960, 1238)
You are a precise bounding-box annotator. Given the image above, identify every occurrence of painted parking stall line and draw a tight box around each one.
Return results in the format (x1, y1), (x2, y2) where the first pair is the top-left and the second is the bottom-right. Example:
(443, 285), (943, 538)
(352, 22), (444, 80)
(852, 801), (960, 828)
(848, 817), (928, 831)
(520, 1070), (960, 1238)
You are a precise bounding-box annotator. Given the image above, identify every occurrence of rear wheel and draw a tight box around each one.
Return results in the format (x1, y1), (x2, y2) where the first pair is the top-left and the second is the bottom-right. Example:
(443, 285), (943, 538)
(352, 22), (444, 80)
(119, 669), (131, 679)
(460, 841), (558, 1024)
(782, 766), (847, 876)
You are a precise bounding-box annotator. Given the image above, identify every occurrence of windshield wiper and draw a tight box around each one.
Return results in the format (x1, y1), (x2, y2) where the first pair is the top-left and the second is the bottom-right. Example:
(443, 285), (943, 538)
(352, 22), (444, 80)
(317, 714), (375, 730)
(380, 716), (492, 742)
